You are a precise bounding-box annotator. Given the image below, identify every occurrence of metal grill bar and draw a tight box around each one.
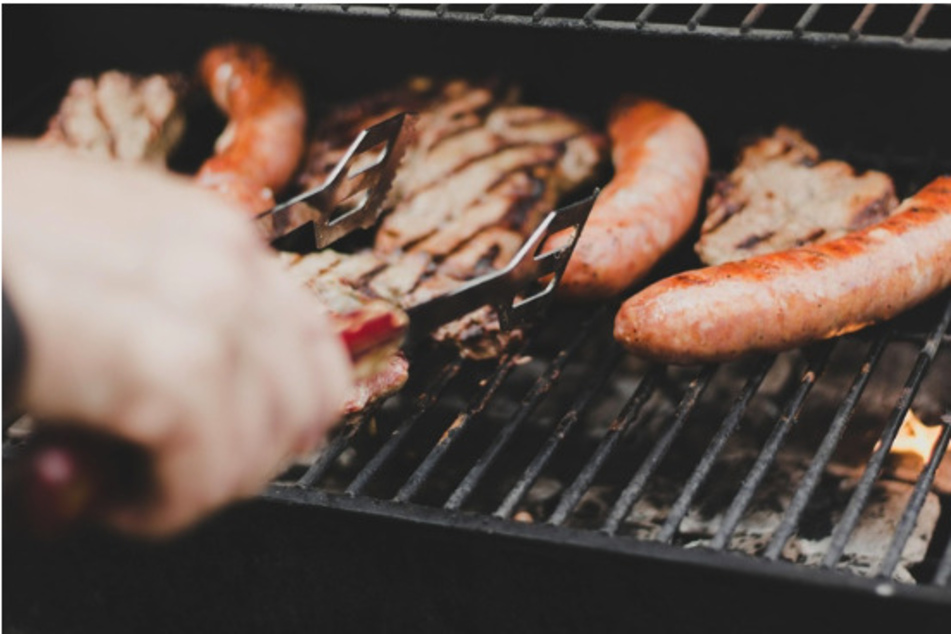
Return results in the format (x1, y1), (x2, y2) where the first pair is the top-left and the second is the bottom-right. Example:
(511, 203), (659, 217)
(602, 365), (717, 535)
(296, 410), (375, 488)
(687, 4), (713, 31)
(904, 3), (934, 42)
(305, 4), (951, 51)
(635, 4), (658, 28)
(878, 416), (951, 578)
(444, 307), (611, 511)
(849, 4), (877, 40)
(547, 367), (661, 526)
(936, 488), (951, 585)
(892, 332), (951, 346)
(393, 339), (534, 503)
(937, 548), (951, 586)
(657, 356), (776, 544)
(740, 4), (767, 33)
(764, 334), (891, 560)
(709, 343), (834, 551)
(821, 297), (951, 568)
(794, 4), (822, 36)
(583, 4), (604, 25)
(344, 356), (465, 496)
(494, 347), (623, 519)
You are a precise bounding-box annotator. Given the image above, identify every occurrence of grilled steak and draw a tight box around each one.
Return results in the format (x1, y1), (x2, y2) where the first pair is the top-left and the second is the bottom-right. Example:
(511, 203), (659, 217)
(696, 126), (898, 265)
(42, 71), (186, 164)
(279, 251), (410, 414)
(42, 66), (405, 415)
(298, 78), (607, 358)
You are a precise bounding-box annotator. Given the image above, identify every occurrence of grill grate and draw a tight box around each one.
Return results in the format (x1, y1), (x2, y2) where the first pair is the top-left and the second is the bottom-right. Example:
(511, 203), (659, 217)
(267, 274), (951, 602)
(278, 3), (951, 52)
(3, 3), (950, 613)
(251, 136), (951, 600)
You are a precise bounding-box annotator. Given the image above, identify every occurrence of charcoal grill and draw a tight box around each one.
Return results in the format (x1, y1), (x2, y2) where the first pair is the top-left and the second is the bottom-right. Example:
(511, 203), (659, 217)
(3, 4), (951, 632)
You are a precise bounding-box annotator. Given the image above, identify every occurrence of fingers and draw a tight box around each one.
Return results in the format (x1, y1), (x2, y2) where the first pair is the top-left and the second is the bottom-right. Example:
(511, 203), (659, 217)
(101, 236), (353, 538)
(4, 148), (355, 537)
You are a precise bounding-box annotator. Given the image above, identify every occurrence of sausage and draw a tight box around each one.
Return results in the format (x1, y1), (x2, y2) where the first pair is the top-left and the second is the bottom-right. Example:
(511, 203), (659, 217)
(195, 43), (307, 214)
(548, 97), (708, 300)
(614, 176), (951, 364)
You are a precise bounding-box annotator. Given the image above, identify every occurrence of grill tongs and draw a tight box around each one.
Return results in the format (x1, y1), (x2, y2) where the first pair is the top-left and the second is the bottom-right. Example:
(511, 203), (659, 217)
(254, 112), (415, 249)
(7, 112), (598, 536)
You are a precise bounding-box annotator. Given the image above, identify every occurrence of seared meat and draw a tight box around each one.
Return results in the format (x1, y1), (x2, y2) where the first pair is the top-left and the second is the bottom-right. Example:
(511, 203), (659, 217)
(617, 176), (951, 365)
(298, 78), (607, 358)
(696, 126), (898, 265)
(279, 252), (410, 413)
(42, 71), (186, 163)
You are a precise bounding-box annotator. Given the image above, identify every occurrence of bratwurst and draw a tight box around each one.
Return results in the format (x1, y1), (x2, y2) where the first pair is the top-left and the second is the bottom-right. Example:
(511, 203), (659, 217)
(548, 97), (708, 300)
(195, 43), (307, 214)
(615, 176), (951, 364)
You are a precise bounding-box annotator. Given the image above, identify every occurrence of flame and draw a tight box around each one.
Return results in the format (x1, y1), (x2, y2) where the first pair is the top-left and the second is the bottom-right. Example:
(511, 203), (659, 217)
(882, 409), (946, 464)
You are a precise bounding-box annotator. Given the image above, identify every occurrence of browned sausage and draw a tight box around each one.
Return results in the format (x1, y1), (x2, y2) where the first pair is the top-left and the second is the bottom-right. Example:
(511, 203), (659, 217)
(615, 176), (951, 364)
(548, 97), (708, 300)
(195, 43), (307, 214)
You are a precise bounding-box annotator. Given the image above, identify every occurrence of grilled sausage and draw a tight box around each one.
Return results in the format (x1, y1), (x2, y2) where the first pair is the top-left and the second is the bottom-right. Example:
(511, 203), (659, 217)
(548, 97), (708, 300)
(195, 43), (307, 214)
(615, 176), (951, 364)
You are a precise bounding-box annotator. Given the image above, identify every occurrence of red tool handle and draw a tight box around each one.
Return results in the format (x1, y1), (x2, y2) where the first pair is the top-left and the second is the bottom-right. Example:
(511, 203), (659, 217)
(8, 306), (408, 536)
(5, 427), (153, 538)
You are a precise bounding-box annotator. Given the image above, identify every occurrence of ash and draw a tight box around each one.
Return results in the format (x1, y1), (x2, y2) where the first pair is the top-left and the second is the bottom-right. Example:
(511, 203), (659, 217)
(523, 335), (950, 585)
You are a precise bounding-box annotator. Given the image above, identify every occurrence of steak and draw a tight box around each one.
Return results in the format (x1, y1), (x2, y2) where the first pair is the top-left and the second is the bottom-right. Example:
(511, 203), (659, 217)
(298, 78), (607, 359)
(279, 251), (411, 415)
(696, 126), (898, 265)
(42, 71), (186, 164)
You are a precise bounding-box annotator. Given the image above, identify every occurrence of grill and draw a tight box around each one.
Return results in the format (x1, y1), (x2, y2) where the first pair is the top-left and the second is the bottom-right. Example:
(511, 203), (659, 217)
(300, 3), (951, 51)
(4, 4), (951, 632)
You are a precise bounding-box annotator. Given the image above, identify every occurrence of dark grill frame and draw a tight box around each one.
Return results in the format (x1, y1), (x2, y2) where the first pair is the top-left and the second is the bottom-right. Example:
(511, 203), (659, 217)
(243, 4), (951, 607)
(279, 3), (951, 52)
(242, 4), (951, 606)
(265, 289), (951, 605)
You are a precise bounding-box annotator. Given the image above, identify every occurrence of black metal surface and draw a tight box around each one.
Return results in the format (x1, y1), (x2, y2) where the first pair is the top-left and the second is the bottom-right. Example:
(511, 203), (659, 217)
(260, 288), (951, 613)
(267, 287), (951, 587)
(821, 299), (951, 569)
(283, 3), (951, 52)
(4, 4), (951, 633)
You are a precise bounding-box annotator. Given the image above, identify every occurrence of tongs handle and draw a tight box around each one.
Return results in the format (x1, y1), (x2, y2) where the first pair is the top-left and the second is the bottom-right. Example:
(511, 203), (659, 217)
(254, 112), (416, 248)
(4, 426), (153, 538)
(405, 191), (598, 343)
(5, 321), (402, 536)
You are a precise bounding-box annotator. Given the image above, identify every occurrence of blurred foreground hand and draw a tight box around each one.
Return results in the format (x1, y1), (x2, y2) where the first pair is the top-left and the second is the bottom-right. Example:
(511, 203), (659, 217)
(3, 143), (354, 537)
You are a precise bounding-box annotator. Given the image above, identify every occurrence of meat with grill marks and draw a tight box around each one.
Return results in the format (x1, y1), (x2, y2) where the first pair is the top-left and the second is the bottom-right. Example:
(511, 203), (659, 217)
(696, 126), (899, 265)
(297, 78), (607, 359)
(42, 71), (187, 164)
(278, 251), (411, 414)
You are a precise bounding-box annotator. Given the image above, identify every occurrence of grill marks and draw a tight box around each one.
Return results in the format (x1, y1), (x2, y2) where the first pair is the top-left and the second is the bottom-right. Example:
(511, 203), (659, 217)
(292, 78), (606, 358)
(41, 71), (186, 163)
(696, 126), (899, 265)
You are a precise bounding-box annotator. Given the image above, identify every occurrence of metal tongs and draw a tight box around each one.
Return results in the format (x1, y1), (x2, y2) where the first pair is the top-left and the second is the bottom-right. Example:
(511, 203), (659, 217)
(254, 112), (416, 249)
(254, 111), (598, 353)
(8, 112), (598, 536)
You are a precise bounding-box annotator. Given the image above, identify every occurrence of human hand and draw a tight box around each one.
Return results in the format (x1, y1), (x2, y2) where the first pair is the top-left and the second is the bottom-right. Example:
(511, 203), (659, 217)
(3, 143), (354, 536)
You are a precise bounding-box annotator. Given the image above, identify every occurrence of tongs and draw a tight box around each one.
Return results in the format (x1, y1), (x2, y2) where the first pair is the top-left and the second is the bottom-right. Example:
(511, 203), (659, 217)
(254, 112), (597, 355)
(8, 112), (598, 535)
